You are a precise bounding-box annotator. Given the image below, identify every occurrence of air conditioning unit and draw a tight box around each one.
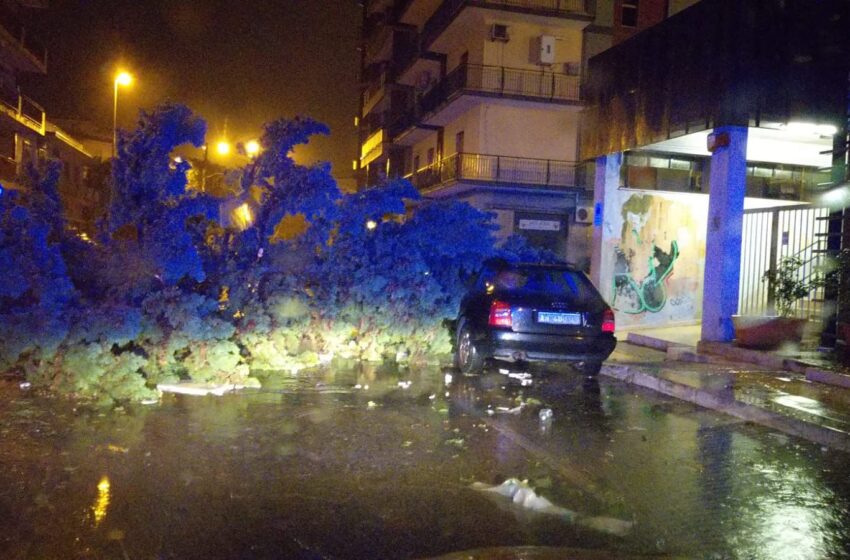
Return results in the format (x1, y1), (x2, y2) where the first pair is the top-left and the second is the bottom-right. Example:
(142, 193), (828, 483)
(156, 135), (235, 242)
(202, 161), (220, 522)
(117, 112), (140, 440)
(538, 35), (556, 65)
(490, 24), (509, 42)
(575, 205), (593, 224)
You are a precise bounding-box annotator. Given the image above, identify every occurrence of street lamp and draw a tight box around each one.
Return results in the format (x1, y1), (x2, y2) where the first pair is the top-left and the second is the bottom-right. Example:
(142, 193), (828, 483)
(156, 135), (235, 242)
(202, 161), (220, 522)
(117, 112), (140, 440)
(216, 140), (231, 156)
(113, 71), (133, 159)
(245, 139), (260, 158)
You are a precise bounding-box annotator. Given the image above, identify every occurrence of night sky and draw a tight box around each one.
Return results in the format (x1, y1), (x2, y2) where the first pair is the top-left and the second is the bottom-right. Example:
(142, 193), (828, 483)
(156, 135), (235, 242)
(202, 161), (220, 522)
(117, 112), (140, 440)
(21, 0), (362, 189)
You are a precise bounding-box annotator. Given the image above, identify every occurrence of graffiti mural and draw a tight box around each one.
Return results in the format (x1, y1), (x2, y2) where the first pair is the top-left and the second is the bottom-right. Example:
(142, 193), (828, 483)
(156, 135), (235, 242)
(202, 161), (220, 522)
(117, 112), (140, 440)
(602, 191), (707, 326)
(613, 240), (679, 313)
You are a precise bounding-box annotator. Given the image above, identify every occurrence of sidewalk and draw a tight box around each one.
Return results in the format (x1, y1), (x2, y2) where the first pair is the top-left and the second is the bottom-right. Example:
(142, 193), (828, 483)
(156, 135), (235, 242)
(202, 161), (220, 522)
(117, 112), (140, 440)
(602, 340), (850, 452)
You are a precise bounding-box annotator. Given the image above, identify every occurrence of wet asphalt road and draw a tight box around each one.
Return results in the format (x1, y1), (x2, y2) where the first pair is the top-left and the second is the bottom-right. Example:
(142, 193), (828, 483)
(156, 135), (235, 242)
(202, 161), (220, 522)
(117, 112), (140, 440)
(2, 363), (850, 559)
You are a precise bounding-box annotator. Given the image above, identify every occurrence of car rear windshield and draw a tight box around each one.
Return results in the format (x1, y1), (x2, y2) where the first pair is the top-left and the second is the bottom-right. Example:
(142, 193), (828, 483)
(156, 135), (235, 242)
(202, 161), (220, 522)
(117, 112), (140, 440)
(483, 267), (597, 299)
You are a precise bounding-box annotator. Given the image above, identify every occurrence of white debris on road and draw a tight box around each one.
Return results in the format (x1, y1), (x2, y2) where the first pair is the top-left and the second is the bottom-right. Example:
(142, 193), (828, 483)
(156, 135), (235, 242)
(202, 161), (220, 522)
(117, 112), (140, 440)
(471, 478), (634, 537)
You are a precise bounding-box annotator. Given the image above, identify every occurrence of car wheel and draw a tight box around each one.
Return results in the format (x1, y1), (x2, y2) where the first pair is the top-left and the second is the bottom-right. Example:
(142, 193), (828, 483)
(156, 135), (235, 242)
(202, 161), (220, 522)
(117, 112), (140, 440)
(455, 322), (484, 374)
(579, 360), (602, 376)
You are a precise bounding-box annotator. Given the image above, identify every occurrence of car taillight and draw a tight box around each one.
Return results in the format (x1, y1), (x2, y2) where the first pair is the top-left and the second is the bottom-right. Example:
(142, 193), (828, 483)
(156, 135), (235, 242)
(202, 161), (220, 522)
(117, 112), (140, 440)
(601, 308), (615, 333)
(488, 300), (512, 328)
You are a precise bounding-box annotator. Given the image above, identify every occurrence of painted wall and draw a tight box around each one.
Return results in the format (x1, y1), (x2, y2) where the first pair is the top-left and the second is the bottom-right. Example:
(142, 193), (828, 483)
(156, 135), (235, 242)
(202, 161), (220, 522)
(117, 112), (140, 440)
(600, 188), (708, 327)
(433, 9), (586, 72)
(443, 105), (482, 155)
(410, 103), (577, 163)
(410, 130), (440, 171)
(612, 0), (668, 45)
(481, 17), (584, 70)
(668, 0), (702, 16)
(478, 103), (579, 161)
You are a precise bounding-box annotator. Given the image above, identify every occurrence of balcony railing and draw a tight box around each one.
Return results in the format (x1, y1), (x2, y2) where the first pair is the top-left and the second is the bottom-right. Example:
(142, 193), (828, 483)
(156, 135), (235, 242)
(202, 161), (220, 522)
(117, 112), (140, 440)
(0, 88), (45, 133)
(422, 0), (588, 49)
(419, 63), (580, 115)
(405, 152), (579, 190)
(360, 110), (409, 139)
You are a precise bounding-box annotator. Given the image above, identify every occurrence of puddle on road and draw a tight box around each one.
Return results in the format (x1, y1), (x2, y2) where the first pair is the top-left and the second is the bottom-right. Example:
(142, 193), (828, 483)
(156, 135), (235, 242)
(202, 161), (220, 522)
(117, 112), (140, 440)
(2, 363), (850, 559)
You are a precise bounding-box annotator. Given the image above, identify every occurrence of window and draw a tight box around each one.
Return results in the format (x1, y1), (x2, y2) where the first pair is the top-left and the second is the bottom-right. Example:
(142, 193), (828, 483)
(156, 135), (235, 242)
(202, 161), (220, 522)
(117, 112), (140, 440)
(413, 154), (420, 172)
(621, 0), (638, 27)
(426, 147), (435, 165)
(455, 131), (464, 154)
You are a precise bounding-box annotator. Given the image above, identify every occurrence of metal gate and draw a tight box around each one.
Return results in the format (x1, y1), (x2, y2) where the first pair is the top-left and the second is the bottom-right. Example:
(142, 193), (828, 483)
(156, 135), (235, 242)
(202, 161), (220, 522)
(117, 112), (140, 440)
(738, 205), (830, 319)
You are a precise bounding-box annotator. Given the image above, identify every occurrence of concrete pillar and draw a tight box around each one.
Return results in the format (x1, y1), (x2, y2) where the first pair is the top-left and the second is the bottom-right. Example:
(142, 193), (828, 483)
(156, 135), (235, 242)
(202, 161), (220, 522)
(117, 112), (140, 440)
(590, 153), (621, 289)
(701, 126), (748, 342)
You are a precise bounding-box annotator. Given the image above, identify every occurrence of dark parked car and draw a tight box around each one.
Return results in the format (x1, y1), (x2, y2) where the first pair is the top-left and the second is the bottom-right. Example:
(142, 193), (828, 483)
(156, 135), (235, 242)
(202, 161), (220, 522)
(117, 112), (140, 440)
(452, 259), (617, 375)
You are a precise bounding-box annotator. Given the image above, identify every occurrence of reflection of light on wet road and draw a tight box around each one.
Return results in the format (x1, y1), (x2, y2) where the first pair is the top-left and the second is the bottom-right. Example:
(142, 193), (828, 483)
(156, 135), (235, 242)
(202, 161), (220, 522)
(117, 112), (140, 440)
(92, 476), (111, 526)
(773, 394), (838, 420)
(752, 467), (831, 559)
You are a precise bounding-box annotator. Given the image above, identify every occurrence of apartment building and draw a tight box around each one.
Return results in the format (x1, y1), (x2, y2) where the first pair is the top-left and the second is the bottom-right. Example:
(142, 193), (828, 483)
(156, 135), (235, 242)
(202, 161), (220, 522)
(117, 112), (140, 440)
(610, 0), (701, 44)
(0, 0), (105, 232)
(358, 0), (622, 262)
(582, 0), (849, 340)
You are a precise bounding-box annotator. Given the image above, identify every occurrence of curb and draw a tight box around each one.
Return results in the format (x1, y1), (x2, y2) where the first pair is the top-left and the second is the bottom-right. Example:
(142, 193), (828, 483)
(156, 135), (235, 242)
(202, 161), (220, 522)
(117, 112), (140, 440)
(805, 367), (850, 389)
(625, 336), (850, 391)
(601, 363), (850, 452)
(697, 341), (810, 373)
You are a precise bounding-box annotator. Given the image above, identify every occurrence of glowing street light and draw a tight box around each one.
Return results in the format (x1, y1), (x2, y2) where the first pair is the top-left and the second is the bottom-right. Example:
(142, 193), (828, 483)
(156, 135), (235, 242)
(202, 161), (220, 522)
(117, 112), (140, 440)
(245, 139), (260, 158)
(216, 140), (231, 156)
(113, 71), (133, 158)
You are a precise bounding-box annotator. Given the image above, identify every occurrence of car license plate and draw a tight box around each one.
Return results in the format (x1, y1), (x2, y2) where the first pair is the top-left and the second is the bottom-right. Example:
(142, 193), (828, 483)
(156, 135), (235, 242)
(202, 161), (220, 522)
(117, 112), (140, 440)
(537, 311), (581, 325)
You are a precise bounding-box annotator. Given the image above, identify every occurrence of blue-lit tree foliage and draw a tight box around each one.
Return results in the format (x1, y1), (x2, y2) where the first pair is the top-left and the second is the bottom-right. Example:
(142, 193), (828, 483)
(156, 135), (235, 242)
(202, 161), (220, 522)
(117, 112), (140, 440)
(0, 103), (555, 405)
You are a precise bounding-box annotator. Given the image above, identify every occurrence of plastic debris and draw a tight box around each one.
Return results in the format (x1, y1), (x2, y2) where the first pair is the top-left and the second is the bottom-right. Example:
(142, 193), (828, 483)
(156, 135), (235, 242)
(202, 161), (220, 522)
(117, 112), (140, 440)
(471, 478), (634, 536)
(495, 404), (525, 415)
(19, 381), (32, 390)
(107, 444), (129, 454)
(367, 400), (378, 409)
(539, 408), (553, 433)
(445, 438), (465, 448)
(397, 380), (412, 389)
(444, 373), (453, 385)
(507, 372), (533, 386)
(157, 381), (258, 397)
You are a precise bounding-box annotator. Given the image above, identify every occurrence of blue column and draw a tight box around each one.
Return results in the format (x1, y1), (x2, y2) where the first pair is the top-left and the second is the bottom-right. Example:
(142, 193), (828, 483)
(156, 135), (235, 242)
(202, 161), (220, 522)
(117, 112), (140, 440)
(590, 153), (621, 289)
(701, 126), (748, 342)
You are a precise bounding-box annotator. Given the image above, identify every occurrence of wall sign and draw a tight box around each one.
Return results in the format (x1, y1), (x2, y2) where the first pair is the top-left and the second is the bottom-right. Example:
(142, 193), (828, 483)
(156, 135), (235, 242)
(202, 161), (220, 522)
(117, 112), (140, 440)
(518, 219), (561, 232)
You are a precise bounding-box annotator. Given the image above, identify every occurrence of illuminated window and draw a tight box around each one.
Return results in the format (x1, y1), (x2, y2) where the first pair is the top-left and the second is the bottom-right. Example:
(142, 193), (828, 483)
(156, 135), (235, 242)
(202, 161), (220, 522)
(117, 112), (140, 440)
(622, 0), (638, 27)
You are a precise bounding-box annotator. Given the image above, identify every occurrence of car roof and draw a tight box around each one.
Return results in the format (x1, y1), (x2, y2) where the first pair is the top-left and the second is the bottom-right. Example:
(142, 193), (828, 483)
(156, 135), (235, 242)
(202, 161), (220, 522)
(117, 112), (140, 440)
(483, 258), (578, 272)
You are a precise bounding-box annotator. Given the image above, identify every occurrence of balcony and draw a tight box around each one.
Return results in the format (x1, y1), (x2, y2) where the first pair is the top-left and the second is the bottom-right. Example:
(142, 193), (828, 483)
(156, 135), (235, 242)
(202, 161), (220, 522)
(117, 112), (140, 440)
(360, 110), (409, 140)
(421, 0), (590, 50)
(361, 129), (387, 166)
(0, 88), (45, 134)
(421, 63), (580, 115)
(405, 152), (580, 191)
(0, 5), (47, 73)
